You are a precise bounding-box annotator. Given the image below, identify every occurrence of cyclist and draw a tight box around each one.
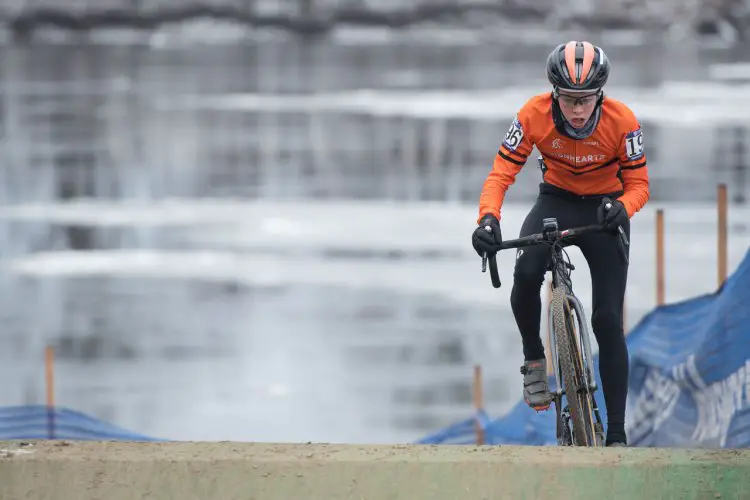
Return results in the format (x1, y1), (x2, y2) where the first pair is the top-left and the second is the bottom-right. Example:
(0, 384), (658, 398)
(471, 41), (650, 447)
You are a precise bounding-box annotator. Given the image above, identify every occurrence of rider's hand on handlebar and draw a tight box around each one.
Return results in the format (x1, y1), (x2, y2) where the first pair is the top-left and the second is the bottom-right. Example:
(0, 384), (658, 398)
(472, 214), (502, 257)
(598, 198), (628, 234)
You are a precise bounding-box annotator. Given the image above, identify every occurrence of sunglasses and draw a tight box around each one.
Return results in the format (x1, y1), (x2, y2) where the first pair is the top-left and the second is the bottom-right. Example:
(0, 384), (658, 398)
(556, 92), (600, 107)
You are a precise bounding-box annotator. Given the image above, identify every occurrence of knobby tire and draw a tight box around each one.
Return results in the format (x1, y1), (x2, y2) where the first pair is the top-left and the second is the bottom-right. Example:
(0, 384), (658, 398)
(551, 283), (595, 446)
(566, 297), (601, 446)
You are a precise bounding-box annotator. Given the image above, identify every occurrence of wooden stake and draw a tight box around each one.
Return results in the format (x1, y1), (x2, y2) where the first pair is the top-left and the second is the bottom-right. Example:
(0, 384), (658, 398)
(656, 209), (665, 306)
(718, 183), (728, 287)
(473, 364), (485, 445)
(45, 345), (55, 439)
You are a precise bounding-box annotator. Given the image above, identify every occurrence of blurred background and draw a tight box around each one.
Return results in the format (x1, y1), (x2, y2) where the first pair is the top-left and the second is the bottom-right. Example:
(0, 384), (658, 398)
(0, 0), (749, 444)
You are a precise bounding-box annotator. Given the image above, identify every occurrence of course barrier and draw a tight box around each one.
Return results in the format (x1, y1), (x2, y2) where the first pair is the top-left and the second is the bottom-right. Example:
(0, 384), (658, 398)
(1, 441), (749, 500)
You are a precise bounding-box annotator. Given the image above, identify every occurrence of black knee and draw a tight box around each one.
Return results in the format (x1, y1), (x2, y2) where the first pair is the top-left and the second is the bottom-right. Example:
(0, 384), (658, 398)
(511, 267), (545, 307)
(591, 308), (625, 350)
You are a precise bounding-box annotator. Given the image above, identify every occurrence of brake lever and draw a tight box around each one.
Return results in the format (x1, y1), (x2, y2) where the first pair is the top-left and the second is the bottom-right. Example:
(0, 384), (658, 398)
(481, 251), (501, 288)
(617, 225), (629, 247)
(479, 222), (502, 288)
(616, 226), (629, 265)
(603, 197), (629, 265)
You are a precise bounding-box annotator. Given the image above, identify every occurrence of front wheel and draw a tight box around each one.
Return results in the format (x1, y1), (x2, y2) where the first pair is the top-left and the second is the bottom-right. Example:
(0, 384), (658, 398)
(550, 284), (596, 446)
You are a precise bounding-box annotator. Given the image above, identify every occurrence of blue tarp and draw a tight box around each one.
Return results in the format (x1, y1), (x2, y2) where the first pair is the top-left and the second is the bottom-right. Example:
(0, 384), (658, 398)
(417, 247), (750, 448)
(0, 405), (162, 441)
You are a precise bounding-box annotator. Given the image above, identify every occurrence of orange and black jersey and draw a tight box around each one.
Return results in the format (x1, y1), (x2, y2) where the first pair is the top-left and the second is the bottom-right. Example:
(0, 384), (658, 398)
(478, 93), (650, 222)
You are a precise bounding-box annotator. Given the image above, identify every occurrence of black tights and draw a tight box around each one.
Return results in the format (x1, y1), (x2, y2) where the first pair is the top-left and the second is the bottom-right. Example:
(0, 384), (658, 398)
(510, 186), (630, 438)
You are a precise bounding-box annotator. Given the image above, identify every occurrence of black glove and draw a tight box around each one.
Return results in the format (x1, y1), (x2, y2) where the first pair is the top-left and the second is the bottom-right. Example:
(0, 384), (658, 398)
(472, 214), (502, 257)
(598, 198), (628, 233)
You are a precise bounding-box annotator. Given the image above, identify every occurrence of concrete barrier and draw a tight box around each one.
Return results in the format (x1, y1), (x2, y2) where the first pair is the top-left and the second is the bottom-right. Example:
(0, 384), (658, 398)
(1, 441), (749, 500)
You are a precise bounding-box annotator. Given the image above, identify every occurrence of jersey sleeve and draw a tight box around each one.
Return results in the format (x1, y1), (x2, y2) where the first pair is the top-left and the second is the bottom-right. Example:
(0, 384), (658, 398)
(477, 104), (535, 222)
(617, 113), (650, 218)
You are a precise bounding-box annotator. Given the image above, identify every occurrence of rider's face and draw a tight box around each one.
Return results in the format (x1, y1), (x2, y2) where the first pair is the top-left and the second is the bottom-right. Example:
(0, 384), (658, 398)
(557, 90), (599, 129)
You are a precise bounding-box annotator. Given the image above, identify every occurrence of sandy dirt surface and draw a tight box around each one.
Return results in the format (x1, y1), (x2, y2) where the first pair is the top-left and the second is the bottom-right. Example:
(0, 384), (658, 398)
(1, 441), (749, 500)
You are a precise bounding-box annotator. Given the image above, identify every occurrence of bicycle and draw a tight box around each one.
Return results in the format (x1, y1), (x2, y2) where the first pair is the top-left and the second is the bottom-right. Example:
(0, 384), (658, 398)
(480, 199), (629, 447)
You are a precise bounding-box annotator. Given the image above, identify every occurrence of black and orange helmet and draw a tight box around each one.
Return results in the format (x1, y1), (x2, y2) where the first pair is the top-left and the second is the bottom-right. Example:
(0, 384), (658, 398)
(546, 41), (609, 93)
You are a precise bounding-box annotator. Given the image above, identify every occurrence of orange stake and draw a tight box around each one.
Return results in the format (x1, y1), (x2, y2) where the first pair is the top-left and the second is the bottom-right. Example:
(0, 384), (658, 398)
(473, 365), (485, 445)
(656, 209), (665, 306)
(45, 345), (55, 439)
(718, 183), (728, 287)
